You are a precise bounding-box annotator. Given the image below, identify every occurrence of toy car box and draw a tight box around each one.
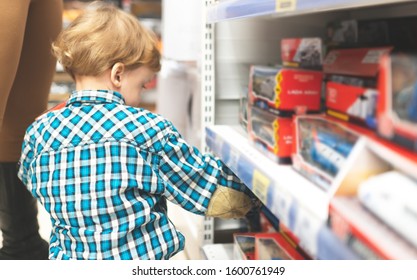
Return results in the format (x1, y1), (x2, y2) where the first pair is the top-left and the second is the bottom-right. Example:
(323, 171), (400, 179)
(292, 115), (360, 191)
(281, 38), (322, 70)
(249, 65), (323, 116)
(377, 52), (417, 152)
(358, 171), (417, 249)
(247, 105), (293, 164)
(326, 17), (417, 50)
(239, 88), (249, 131)
(329, 195), (417, 259)
(234, 231), (306, 260)
(255, 232), (305, 260)
(233, 234), (255, 260)
(323, 47), (392, 128)
(326, 19), (389, 48)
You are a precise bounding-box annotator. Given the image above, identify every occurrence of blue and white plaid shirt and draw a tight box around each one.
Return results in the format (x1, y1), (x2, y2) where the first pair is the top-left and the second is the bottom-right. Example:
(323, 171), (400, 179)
(18, 90), (246, 260)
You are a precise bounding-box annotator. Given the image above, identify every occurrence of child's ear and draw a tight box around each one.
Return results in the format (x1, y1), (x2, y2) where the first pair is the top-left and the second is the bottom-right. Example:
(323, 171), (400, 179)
(110, 62), (125, 88)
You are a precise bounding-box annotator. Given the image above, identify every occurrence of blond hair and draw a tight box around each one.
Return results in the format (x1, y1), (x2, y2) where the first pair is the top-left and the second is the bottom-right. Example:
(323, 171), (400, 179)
(52, 1), (161, 77)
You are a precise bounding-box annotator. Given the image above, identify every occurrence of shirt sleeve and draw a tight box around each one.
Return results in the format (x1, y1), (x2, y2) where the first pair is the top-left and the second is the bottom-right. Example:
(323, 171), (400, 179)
(157, 123), (249, 216)
(17, 130), (35, 186)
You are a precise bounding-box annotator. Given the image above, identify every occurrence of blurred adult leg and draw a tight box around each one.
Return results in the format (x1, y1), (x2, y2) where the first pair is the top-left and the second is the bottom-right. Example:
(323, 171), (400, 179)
(0, 0), (63, 259)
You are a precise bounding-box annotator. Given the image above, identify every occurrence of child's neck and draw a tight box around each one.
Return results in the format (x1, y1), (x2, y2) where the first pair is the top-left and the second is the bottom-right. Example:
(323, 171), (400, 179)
(75, 72), (116, 92)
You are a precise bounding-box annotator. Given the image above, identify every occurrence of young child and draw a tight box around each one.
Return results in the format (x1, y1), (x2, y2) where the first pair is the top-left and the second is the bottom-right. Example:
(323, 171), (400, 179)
(17, 2), (257, 260)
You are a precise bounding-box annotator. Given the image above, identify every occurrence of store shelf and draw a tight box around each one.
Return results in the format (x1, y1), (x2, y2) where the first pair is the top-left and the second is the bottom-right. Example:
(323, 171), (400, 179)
(201, 244), (234, 260)
(207, 0), (416, 23)
(206, 125), (331, 219)
(205, 125), (358, 257)
(202, 0), (417, 261)
(316, 226), (359, 260)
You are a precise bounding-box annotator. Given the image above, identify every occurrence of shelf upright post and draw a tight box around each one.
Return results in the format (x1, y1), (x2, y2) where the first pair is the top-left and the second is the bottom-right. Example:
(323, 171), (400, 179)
(200, 0), (216, 249)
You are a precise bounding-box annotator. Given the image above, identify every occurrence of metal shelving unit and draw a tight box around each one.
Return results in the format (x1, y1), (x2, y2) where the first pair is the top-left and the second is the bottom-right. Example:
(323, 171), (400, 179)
(201, 0), (417, 260)
(201, 243), (234, 260)
(200, 0), (217, 250)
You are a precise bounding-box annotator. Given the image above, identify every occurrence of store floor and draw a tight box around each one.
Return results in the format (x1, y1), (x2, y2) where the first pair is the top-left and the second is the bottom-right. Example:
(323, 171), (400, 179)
(0, 203), (189, 260)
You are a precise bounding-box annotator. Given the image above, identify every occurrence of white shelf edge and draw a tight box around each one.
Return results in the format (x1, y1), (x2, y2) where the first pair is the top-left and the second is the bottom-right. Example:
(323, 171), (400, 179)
(201, 243), (234, 260)
(207, 0), (417, 23)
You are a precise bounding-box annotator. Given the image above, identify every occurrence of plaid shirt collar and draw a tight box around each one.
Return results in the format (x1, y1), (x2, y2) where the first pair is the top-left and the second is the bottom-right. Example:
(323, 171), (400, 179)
(67, 90), (126, 106)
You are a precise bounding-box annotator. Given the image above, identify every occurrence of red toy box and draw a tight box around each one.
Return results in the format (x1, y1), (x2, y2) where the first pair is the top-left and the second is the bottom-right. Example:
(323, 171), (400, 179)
(248, 105), (293, 163)
(323, 47), (392, 128)
(281, 38), (322, 70)
(233, 232), (305, 260)
(377, 52), (417, 152)
(248, 65), (323, 116)
(239, 89), (249, 131)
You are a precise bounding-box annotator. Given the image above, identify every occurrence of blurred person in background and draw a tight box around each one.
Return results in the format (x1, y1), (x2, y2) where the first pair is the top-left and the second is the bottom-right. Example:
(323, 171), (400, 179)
(0, 0), (63, 259)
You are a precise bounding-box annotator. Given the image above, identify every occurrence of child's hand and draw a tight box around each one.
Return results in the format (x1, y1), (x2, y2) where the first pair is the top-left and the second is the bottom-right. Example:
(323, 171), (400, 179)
(251, 197), (263, 210)
(206, 187), (261, 219)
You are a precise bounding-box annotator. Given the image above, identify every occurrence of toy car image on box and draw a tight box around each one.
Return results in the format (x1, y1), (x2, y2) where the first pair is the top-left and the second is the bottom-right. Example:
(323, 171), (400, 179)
(377, 52), (417, 152)
(249, 65), (323, 116)
(255, 233), (305, 260)
(292, 116), (359, 190)
(323, 47), (392, 128)
(281, 38), (322, 69)
(248, 105), (293, 164)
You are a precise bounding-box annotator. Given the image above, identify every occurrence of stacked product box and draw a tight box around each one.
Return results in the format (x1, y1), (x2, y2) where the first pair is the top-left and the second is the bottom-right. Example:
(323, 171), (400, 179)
(247, 38), (323, 163)
(292, 115), (393, 192)
(239, 88), (249, 131)
(290, 115), (417, 258)
(255, 233), (305, 260)
(329, 195), (417, 259)
(291, 115), (360, 191)
(329, 169), (417, 260)
(322, 47), (392, 129)
(233, 234), (256, 260)
(326, 17), (417, 50)
(377, 52), (417, 152)
(248, 105), (293, 163)
(233, 232), (306, 260)
(358, 171), (417, 251)
(281, 38), (323, 70)
(326, 19), (387, 49)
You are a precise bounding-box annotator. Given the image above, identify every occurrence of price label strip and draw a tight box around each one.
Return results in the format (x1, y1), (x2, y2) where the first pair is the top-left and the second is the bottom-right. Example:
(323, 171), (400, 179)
(276, 0), (297, 12)
(252, 170), (270, 204)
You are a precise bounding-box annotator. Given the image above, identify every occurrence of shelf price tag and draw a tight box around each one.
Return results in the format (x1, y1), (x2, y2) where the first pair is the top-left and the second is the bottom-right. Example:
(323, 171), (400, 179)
(252, 170), (270, 204)
(276, 0), (297, 12)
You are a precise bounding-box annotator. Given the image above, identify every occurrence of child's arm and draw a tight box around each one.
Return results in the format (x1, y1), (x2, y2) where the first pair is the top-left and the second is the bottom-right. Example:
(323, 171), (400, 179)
(158, 123), (258, 219)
